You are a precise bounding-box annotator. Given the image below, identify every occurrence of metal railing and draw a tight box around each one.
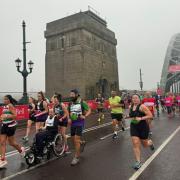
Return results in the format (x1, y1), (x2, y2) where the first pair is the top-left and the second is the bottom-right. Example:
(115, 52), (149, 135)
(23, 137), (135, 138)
(0, 92), (38, 104)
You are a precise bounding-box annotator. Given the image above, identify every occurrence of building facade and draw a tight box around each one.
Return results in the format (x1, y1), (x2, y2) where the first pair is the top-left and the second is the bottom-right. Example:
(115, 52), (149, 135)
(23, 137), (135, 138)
(45, 10), (119, 99)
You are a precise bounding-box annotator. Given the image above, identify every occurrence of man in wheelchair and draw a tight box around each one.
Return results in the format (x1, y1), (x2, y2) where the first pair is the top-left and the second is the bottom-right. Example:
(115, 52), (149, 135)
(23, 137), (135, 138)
(35, 108), (59, 158)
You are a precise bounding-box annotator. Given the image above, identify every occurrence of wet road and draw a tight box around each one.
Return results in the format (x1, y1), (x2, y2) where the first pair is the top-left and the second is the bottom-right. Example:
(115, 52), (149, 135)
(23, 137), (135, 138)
(1, 112), (180, 180)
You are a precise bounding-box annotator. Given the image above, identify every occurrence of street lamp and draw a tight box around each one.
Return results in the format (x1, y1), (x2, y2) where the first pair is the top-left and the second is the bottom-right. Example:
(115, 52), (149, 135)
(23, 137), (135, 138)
(15, 58), (22, 70)
(14, 21), (34, 104)
(28, 60), (34, 72)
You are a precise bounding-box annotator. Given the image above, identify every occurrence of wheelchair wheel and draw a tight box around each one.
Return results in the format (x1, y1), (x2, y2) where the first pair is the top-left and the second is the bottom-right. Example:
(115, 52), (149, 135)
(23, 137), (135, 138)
(25, 151), (36, 166)
(52, 134), (65, 157)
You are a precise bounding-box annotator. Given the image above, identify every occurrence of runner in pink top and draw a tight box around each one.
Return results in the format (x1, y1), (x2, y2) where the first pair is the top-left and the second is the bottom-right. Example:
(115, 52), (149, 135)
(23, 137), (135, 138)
(164, 93), (173, 118)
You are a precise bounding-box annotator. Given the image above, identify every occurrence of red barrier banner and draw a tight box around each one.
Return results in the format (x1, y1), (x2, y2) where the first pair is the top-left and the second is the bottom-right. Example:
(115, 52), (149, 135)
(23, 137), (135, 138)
(49, 100), (110, 111)
(0, 100), (110, 121)
(87, 100), (98, 110)
(0, 105), (29, 121)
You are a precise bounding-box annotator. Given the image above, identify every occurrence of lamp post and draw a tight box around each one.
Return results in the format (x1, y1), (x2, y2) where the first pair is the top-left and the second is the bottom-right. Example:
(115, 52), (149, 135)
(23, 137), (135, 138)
(139, 68), (143, 91)
(15, 21), (34, 104)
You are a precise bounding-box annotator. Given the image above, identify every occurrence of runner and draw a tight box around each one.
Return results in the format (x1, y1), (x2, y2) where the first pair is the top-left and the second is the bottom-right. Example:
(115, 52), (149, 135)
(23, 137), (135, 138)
(127, 93), (132, 107)
(53, 93), (69, 153)
(160, 95), (166, 112)
(142, 91), (155, 136)
(22, 97), (37, 142)
(50, 92), (58, 104)
(95, 93), (105, 123)
(164, 92), (173, 118)
(68, 89), (91, 166)
(154, 93), (160, 117)
(35, 92), (49, 131)
(129, 94), (154, 170)
(172, 94), (177, 116)
(176, 93), (180, 115)
(0, 95), (25, 168)
(109, 90), (125, 140)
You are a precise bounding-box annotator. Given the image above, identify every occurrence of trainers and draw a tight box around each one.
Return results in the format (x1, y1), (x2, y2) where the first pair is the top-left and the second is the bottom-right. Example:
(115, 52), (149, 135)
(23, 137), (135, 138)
(132, 161), (142, 170)
(150, 143), (155, 151)
(112, 133), (118, 139)
(0, 160), (8, 168)
(71, 157), (80, 166)
(64, 145), (69, 152)
(22, 136), (29, 142)
(20, 147), (26, 158)
(80, 141), (86, 153)
(149, 131), (152, 138)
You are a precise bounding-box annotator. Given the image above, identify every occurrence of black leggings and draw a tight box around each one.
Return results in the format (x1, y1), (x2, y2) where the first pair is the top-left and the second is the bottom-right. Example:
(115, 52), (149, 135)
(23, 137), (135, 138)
(166, 106), (172, 114)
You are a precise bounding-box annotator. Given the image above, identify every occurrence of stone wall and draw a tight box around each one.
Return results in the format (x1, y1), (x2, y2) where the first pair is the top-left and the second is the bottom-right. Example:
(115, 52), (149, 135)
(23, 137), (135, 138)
(45, 11), (119, 99)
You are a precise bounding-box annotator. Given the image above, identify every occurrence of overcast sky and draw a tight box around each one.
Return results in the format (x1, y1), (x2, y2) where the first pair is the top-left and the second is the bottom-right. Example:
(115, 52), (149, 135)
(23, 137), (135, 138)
(0, 0), (179, 92)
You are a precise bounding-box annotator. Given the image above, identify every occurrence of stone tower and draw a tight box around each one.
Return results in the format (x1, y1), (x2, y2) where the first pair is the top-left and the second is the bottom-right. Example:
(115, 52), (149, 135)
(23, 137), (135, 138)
(45, 10), (119, 99)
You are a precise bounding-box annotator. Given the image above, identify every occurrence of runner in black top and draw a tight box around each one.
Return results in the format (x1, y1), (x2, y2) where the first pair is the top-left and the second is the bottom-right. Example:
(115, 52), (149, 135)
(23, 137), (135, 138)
(95, 93), (105, 123)
(128, 94), (154, 170)
(35, 91), (48, 131)
(53, 93), (69, 153)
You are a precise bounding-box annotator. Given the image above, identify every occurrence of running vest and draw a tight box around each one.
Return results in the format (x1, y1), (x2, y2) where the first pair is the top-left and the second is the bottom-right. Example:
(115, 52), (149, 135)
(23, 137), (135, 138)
(54, 103), (64, 117)
(46, 116), (58, 132)
(2, 105), (15, 124)
(29, 103), (35, 115)
(69, 100), (84, 121)
(46, 116), (55, 127)
(142, 98), (155, 113)
(129, 104), (145, 124)
(96, 97), (104, 108)
(164, 97), (173, 107)
(36, 101), (45, 112)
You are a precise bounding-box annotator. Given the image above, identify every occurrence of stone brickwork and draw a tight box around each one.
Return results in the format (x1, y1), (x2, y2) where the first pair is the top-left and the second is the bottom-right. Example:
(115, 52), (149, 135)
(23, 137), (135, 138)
(45, 10), (119, 99)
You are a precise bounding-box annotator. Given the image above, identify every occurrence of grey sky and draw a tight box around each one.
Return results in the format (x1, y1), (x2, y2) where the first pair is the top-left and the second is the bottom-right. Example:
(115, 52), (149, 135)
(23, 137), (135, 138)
(0, 0), (179, 92)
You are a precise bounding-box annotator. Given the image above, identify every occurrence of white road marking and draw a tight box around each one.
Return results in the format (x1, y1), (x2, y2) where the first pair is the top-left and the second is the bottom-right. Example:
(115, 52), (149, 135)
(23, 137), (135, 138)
(100, 127), (130, 140)
(2, 122), (113, 179)
(129, 126), (180, 180)
(2, 157), (58, 180)
(6, 147), (29, 158)
(4, 122), (112, 158)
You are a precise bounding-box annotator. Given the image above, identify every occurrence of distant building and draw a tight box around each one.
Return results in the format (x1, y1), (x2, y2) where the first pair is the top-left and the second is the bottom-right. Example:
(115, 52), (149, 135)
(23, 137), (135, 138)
(45, 10), (119, 99)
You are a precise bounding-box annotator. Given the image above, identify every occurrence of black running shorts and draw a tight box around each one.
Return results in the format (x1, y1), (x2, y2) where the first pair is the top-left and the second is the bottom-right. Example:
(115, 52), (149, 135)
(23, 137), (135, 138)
(111, 113), (123, 121)
(71, 126), (83, 136)
(0, 124), (16, 137)
(130, 121), (149, 140)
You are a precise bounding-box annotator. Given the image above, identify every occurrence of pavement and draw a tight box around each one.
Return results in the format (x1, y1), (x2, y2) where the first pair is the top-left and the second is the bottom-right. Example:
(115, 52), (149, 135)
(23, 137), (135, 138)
(0, 111), (180, 180)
